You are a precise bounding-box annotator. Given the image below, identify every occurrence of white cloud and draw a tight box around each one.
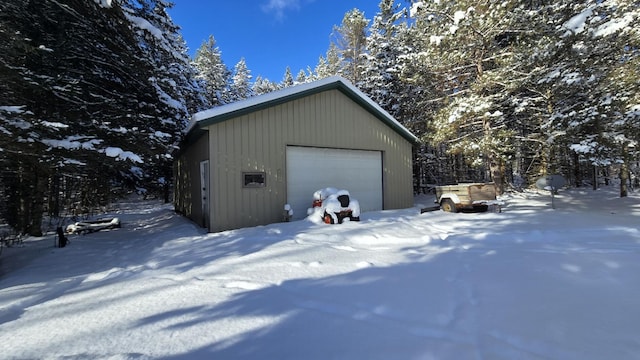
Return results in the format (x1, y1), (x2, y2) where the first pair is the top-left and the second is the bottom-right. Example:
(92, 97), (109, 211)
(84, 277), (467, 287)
(261, 0), (301, 20)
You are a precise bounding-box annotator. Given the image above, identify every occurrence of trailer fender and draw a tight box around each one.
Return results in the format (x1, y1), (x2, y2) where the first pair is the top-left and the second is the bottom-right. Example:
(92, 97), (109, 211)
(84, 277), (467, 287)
(439, 193), (460, 204)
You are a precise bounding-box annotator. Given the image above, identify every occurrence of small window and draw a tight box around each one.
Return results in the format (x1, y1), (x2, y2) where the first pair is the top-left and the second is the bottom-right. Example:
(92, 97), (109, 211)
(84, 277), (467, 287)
(243, 172), (266, 188)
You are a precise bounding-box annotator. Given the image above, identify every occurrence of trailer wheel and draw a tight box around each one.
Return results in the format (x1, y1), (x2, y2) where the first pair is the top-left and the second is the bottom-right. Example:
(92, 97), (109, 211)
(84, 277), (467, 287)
(440, 199), (457, 213)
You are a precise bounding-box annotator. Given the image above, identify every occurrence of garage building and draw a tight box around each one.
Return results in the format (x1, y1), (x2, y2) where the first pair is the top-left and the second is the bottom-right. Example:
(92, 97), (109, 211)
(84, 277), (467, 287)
(174, 76), (418, 232)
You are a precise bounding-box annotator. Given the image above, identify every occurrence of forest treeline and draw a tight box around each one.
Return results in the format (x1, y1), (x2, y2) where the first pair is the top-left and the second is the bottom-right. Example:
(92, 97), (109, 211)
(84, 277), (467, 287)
(1, 0), (638, 235)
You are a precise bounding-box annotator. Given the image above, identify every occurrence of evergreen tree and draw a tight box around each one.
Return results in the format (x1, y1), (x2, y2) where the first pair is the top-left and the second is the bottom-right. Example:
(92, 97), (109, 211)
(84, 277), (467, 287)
(122, 0), (202, 201)
(406, 1), (531, 192)
(0, 0), (156, 234)
(309, 0), (639, 194)
(331, 9), (370, 83)
(506, 1), (639, 192)
(555, 1), (640, 195)
(0, 0), (201, 234)
(314, 43), (342, 79)
(252, 75), (279, 95)
(295, 69), (307, 84)
(361, 0), (409, 119)
(193, 35), (232, 107)
(230, 57), (252, 100)
(281, 66), (294, 88)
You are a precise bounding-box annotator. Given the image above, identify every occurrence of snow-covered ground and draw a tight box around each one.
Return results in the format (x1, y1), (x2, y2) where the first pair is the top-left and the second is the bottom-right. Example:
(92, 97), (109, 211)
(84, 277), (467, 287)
(1, 187), (640, 359)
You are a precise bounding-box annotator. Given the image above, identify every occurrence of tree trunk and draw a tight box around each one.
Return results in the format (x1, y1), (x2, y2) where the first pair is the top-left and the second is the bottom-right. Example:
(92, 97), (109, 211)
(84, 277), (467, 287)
(10, 161), (47, 236)
(620, 144), (629, 198)
(48, 173), (61, 218)
(573, 152), (581, 187)
(26, 171), (47, 236)
(163, 181), (171, 204)
(24, 164), (47, 237)
(489, 156), (504, 195)
(483, 117), (504, 195)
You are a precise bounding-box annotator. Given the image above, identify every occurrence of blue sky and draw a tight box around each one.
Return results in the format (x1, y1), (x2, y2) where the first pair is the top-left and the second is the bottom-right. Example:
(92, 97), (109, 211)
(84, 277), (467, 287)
(168, 1), (384, 82)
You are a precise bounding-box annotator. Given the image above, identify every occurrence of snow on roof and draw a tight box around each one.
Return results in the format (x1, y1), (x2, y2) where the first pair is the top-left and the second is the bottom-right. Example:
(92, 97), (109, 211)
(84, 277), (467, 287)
(190, 76), (418, 143)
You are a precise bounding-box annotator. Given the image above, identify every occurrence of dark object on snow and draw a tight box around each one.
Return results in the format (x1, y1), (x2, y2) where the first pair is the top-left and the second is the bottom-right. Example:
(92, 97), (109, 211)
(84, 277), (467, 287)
(337, 194), (350, 208)
(56, 226), (68, 248)
(420, 205), (440, 213)
(329, 194), (360, 223)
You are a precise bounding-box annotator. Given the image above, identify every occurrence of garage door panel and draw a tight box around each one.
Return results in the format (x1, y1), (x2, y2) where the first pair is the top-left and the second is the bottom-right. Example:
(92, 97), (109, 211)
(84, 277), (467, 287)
(286, 146), (382, 220)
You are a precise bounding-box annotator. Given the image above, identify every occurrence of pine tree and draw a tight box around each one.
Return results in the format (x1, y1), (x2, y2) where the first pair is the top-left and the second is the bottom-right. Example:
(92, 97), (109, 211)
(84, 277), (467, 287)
(252, 75), (279, 95)
(557, 1), (640, 195)
(0, 0), (153, 234)
(0, 0), (202, 234)
(193, 35), (232, 107)
(360, 0), (408, 118)
(406, 1), (532, 192)
(509, 1), (639, 193)
(314, 43), (342, 79)
(309, 0), (639, 193)
(230, 57), (252, 100)
(122, 0), (203, 201)
(362, 0), (441, 188)
(281, 66), (294, 88)
(295, 69), (307, 84)
(331, 9), (370, 83)
(616, 4), (640, 193)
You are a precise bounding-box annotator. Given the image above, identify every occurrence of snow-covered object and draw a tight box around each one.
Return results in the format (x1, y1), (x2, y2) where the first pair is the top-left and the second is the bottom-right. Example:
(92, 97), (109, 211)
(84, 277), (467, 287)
(66, 217), (121, 234)
(312, 187), (339, 202)
(308, 188), (361, 224)
(282, 204), (294, 222)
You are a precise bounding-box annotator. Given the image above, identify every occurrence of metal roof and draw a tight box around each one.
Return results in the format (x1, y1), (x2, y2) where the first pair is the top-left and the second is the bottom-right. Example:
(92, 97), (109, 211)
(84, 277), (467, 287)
(188, 76), (418, 144)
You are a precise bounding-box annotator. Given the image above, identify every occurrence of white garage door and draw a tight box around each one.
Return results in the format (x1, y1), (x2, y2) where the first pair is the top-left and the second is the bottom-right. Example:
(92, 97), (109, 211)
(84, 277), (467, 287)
(286, 146), (383, 220)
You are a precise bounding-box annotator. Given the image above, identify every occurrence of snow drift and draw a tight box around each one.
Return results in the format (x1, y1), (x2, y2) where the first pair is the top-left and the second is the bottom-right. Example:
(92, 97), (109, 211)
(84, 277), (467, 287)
(1, 187), (639, 359)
